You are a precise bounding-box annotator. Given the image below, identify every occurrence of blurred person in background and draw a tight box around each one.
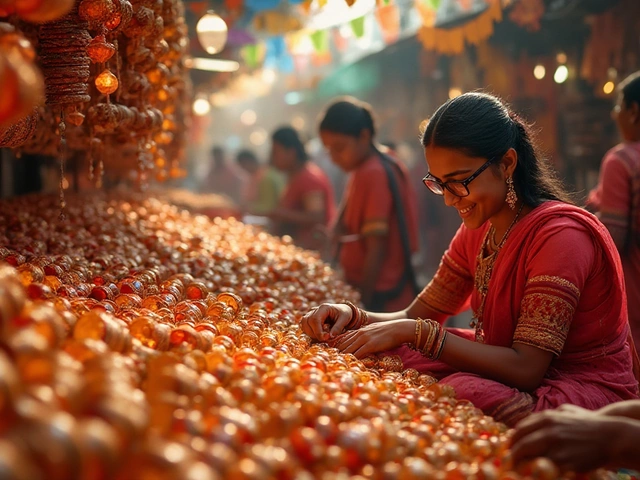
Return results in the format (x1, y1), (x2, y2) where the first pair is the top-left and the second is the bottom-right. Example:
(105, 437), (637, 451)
(588, 71), (640, 348)
(319, 97), (419, 312)
(201, 145), (248, 206)
(268, 126), (336, 252)
(307, 137), (347, 206)
(236, 149), (286, 215)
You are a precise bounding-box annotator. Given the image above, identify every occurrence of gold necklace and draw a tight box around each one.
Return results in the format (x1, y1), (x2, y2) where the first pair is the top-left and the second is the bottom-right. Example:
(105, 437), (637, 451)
(470, 202), (525, 342)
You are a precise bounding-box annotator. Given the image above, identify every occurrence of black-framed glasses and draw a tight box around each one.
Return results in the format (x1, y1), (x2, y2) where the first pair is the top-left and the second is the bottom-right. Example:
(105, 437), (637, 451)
(422, 157), (496, 198)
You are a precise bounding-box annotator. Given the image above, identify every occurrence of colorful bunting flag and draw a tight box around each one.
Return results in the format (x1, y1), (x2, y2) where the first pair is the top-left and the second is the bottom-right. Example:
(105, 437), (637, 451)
(241, 43), (264, 68)
(310, 30), (329, 53)
(350, 15), (366, 38)
(375, 4), (400, 44)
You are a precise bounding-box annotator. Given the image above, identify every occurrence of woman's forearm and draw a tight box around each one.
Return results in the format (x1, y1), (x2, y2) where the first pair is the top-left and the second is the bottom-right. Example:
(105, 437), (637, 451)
(439, 335), (553, 391)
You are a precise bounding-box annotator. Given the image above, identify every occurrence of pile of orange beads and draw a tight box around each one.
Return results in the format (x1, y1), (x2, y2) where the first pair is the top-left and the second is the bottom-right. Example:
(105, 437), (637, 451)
(0, 193), (615, 480)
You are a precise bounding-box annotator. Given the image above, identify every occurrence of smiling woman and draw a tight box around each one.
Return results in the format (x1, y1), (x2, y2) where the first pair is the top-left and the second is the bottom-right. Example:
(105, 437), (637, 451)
(300, 92), (640, 426)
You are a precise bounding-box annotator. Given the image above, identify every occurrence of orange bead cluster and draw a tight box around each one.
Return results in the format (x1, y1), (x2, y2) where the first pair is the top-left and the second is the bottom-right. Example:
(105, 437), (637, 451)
(0, 194), (613, 480)
(1, 0), (190, 186)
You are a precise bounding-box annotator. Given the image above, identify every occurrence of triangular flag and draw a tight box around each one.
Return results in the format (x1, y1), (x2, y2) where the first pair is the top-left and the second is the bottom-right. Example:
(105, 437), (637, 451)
(376, 4), (400, 44)
(241, 44), (263, 68)
(350, 15), (366, 38)
(310, 30), (329, 53)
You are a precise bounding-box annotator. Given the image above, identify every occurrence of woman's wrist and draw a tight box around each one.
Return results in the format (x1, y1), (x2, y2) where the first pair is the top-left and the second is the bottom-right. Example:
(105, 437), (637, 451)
(341, 301), (369, 330)
(411, 318), (447, 360)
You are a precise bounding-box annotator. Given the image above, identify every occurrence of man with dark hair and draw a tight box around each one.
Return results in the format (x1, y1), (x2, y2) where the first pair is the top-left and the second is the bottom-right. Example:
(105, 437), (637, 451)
(588, 70), (640, 348)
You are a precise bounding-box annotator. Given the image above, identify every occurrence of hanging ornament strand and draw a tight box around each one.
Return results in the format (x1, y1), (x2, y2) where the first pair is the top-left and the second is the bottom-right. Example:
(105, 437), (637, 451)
(58, 109), (67, 221)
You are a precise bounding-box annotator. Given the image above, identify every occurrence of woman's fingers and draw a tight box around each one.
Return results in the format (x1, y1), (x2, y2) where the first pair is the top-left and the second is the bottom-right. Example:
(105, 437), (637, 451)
(303, 304), (334, 340)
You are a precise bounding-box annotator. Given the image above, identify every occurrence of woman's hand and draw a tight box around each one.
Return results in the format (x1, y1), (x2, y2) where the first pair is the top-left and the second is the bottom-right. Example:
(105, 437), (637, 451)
(299, 303), (353, 341)
(331, 319), (415, 359)
(510, 409), (629, 472)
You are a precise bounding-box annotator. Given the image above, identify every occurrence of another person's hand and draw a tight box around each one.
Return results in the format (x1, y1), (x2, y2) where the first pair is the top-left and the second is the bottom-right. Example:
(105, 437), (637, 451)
(331, 319), (414, 359)
(511, 409), (623, 472)
(299, 303), (353, 341)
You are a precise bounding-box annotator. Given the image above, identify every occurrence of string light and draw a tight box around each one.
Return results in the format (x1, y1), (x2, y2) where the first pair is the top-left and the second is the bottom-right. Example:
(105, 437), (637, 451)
(292, 115), (306, 131)
(533, 65), (546, 80)
(603, 81), (615, 95)
(448, 88), (462, 99)
(250, 128), (267, 146)
(240, 110), (257, 126)
(193, 98), (211, 116)
(554, 65), (569, 84)
(196, 11), (228, 55)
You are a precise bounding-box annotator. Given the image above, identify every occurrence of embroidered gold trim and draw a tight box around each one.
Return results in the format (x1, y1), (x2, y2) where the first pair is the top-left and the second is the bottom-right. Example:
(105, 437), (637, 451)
(361, 220), (389, 235)
(526, 275), (580, 298)
(513, 292), (575, 356)
(417, 255), (473, 315)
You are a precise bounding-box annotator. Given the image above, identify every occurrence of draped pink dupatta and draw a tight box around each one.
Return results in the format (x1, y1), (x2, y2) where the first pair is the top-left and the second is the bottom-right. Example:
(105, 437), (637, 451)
(387, 202), (640, 426)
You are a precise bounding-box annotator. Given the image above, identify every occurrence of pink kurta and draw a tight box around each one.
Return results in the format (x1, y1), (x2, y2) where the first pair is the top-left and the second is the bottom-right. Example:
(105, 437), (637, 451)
(386, 202), (640, 426)
(588, 142), (640, 350)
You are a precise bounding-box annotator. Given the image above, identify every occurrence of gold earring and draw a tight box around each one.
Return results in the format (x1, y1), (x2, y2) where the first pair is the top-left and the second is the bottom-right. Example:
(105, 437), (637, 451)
(506, 176), (517, 210)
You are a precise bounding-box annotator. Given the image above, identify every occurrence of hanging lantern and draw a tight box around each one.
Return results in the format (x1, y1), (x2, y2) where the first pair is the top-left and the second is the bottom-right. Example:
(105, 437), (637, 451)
(78, 0), (116, 24)
(95, 69), (119, 95)
(105, 0), (133, 31)
(87, 35), (116, 63)
(196, 11), (228, 54)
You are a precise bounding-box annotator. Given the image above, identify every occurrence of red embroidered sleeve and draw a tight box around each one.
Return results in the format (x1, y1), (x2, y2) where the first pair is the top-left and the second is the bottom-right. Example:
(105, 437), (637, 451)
(417, 252), (473, 316)
(513, 275), (580, 356)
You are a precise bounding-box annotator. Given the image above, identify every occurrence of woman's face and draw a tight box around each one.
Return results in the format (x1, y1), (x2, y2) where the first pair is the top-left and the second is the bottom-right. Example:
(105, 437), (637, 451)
(320, 130), (370, 172)
(271, 141), (296, 172)
(424, 145), (515, 230)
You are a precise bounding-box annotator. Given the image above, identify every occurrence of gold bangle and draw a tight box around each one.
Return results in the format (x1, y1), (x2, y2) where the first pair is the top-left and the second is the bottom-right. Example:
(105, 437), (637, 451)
(341, 301), (359, 329)
(424, 319), (436, 356)
(415, 319), (422, 349)
(435, 331), (447, 359)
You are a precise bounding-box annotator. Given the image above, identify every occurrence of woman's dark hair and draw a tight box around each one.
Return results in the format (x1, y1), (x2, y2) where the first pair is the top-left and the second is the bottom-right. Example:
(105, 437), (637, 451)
(420, 92), (573, 206)
(271, 126), (307, 164)
(319, 97), (376, 139)
(620, 71), (640, 108)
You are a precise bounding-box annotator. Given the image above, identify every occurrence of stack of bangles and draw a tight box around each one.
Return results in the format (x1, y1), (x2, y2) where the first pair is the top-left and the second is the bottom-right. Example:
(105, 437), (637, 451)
(414, 318), (447, 360)
(341, 301), (369, 330)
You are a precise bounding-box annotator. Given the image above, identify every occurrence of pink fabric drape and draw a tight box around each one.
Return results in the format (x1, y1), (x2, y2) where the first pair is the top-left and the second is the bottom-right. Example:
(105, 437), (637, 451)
(389, 202), (640, 426)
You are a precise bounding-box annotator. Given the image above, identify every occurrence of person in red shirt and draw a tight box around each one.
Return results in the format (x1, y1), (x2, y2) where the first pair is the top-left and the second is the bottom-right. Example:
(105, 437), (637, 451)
(269, 126), (336, 252)
(319, 98), (419, 312)
(588, 71), (640, 349)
